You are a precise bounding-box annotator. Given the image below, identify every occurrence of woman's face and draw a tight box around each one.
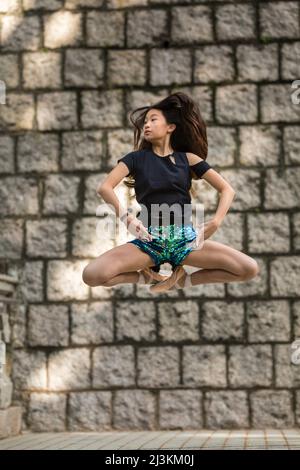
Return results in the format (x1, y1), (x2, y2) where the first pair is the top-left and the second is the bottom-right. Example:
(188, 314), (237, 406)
(143, 109), (175, 141)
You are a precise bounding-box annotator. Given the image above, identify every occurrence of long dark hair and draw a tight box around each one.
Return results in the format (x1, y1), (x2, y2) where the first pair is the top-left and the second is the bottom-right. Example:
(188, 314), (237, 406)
(123, 91), (208, 198)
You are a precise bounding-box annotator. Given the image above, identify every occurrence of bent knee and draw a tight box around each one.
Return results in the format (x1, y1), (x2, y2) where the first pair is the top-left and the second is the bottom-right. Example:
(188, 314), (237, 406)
(82, 267), (98, 286)
(82, 266), (110, 287)
(241, 260), (260, 281)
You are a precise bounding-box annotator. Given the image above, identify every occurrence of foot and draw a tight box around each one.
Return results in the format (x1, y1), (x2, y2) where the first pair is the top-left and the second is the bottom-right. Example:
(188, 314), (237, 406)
(139, 267), (169, 284)
(169, 271), (188, 290)
(149, 266), (186, 293)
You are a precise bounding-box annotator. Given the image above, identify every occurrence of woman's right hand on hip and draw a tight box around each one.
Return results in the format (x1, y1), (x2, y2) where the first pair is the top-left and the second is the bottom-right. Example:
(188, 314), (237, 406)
(126, 215), (153, 241)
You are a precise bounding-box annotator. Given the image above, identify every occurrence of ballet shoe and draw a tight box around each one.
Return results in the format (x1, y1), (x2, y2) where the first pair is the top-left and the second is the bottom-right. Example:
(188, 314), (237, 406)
(169, 270), (193, 290)
(149, 265), (186, 293)
(137, 267), (169, 284)
(142, 267), (170, 282)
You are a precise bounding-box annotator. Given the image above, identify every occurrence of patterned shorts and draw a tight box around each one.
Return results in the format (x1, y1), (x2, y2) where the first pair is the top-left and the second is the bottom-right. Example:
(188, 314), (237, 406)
(127, 223), (197, 270)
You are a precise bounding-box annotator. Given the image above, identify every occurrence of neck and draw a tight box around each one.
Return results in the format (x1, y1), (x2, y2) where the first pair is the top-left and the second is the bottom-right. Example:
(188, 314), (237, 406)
(152, 143), (174, 156)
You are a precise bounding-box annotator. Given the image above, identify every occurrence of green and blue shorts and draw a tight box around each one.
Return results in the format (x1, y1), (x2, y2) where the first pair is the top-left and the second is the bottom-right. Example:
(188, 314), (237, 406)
(127, 223), (197, 271)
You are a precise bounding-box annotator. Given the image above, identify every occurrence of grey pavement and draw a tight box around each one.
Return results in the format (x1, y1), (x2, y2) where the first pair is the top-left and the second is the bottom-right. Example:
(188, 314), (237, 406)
(1, 430), (300, 450)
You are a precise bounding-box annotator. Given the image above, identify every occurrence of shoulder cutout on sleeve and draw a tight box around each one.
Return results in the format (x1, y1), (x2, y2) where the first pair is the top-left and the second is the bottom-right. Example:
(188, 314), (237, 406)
(186, 152), (211, 179)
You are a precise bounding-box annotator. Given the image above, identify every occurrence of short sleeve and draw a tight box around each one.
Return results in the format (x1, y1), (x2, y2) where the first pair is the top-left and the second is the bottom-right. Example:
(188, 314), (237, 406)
(117, 151), (136, 177)
(189, 159), (211, 179)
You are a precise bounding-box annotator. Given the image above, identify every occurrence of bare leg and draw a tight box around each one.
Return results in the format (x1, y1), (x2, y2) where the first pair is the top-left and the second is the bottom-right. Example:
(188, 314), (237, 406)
(104, 266), (246, 288)
(102, 240), (259, 288)
(172, 239), (260, 289)
(102, 268), (167, 286)
(102, 271), (139, 286)
(175, 267), (248, 288)
(82, 243), (156, 287)
(83, 239), (259, 289)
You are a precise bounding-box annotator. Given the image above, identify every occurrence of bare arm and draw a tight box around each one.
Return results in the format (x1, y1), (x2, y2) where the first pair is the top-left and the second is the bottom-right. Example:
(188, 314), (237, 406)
(97, 162), (152, 241)
(97, 162), (134, 220)
(201, 166), (235, 227)
(187, 152), (236, 227)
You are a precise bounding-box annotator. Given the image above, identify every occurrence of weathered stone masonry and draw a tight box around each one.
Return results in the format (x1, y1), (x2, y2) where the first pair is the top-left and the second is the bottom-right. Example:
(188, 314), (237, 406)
(0, 0), (300, 431)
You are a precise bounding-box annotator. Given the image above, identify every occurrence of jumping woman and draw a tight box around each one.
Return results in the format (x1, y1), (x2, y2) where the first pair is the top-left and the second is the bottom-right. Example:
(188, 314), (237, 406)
(82, 92), (259, 292)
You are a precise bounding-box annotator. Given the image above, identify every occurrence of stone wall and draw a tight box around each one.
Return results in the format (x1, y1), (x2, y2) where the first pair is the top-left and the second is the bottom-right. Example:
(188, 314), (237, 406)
(0, 0), (300, 431)
(0, 272), (22, 439)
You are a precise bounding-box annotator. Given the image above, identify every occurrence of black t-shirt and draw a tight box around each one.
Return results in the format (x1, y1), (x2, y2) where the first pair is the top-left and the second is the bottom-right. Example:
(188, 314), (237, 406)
(117, 149), (211, 227)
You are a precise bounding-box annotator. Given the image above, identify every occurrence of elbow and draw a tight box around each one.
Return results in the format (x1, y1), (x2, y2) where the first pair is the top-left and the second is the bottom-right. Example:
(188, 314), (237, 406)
(229, 188), (236, 201)
(221, 186), (235, 196)
(96, 186), (104, 197)
(97, 184), (111, 196)
(228, 186), (235, 196)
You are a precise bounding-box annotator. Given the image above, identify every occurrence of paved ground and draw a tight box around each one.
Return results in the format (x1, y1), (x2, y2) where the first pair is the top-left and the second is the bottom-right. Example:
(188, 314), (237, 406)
(1, 430), (300, 450)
